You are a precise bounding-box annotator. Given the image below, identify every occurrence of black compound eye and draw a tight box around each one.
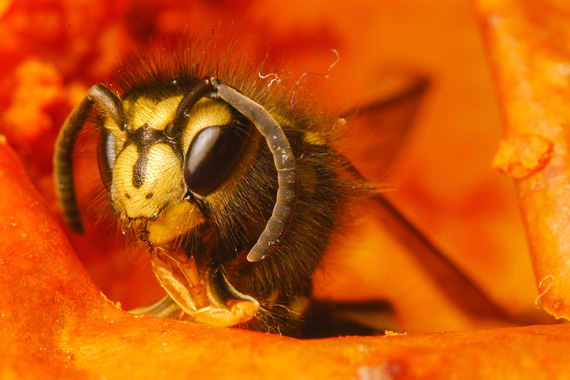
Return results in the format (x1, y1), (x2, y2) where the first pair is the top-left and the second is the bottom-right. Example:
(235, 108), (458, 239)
(97, 128), (116, 190)
(184, 116), (252, 196)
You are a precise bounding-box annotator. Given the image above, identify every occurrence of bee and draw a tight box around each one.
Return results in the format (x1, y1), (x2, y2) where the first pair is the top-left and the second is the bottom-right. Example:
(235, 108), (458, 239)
(54, 40), (367, 335)
(54, 39), (508, 337)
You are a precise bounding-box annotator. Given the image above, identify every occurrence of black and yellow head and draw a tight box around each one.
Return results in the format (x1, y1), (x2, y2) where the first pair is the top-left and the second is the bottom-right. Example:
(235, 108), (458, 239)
(97, 84), (253, 221)
(54, 44), (359, 334)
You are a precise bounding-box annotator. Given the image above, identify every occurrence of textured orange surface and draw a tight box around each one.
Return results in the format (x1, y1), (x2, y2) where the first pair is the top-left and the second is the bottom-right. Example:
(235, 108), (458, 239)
(492, 134), (554, 179)
(0, 137), (569, 378)
(1, 0), (535, 330)
(1, 0), (569, 378)
(479, 0), (570, 320)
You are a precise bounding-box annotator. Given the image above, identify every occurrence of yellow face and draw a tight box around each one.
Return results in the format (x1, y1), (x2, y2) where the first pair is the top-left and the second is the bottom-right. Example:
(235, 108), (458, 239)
(102, 95), (234, 223)
(111, 142), (185, 219)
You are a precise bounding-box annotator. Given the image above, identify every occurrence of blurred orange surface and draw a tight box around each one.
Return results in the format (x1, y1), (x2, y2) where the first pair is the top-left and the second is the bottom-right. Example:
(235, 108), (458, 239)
(1, 0), (569, 378)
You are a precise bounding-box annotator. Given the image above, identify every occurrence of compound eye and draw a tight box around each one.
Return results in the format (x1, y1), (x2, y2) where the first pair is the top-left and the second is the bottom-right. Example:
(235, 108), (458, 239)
(97, 128), (116, 190)
(184, 115), (252, 196)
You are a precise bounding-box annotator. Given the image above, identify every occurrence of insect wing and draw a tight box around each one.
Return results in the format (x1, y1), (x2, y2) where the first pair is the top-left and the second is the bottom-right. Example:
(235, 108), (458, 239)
(337, 75), (429, 182)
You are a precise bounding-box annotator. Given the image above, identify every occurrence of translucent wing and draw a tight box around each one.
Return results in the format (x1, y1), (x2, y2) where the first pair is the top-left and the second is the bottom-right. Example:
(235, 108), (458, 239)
(336, 75), (429, 182)
(316, 75), (515, 335)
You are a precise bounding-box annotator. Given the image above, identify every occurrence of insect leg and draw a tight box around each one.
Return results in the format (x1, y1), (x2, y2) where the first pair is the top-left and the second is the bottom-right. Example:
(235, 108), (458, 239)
(130, 295), (182, 318)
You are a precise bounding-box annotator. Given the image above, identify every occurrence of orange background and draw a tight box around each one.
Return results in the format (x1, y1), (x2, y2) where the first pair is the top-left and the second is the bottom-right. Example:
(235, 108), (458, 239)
(1, 0), (566, 378)
(0, 0), (539, 330)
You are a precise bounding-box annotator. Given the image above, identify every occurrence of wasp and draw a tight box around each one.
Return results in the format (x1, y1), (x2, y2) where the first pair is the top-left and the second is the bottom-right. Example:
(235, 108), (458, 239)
(54, 41), (369, 335)
(54, 40), (509, 337)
